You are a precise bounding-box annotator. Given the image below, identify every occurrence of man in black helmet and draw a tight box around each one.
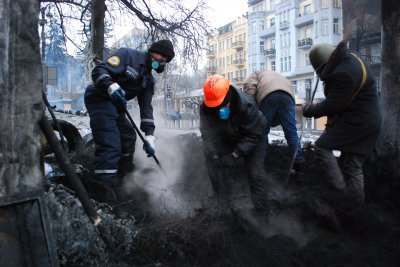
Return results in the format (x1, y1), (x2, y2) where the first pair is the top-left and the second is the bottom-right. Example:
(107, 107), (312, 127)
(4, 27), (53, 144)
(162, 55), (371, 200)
(303, 40), (381, 202)
(84, 40), (175, 202)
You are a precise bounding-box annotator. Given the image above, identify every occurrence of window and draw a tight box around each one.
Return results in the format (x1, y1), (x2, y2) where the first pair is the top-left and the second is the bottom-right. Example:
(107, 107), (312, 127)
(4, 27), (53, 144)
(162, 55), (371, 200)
(304, 4), (311, 15)
(333, 0), (340, 8)
(260, 20), (265, 31)
(333, 18), (339, 35)
(260, 63), (266, 70)
(252, 63), (257, 72)
(280, 33), (290, 48)
(260, 41), (265, 53)
(251, 21), (257, 34)
(322, 19), (328, 36)
(315, 21), (319, 37)
(271, 39), (275, 49)
(305, 79), (312, 100)
(271, 61), (276, 71)
(322, 0), (329, 9)
(305, 53), (310, 66)
(291, 81), (297, 94)
(270, 18), (275, 27)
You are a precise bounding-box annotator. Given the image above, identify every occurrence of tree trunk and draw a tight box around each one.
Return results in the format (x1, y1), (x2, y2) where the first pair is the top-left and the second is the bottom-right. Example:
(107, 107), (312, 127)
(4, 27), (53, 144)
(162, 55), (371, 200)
(378, 0), (400, 174)
(90, 0), (106, 61)
(0, 1), (59, 265)
(0, 0), (43, 196)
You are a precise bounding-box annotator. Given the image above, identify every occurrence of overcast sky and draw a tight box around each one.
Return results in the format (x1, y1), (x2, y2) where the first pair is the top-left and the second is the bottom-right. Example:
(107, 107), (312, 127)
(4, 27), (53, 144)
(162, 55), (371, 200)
(206, 0), (248, 28)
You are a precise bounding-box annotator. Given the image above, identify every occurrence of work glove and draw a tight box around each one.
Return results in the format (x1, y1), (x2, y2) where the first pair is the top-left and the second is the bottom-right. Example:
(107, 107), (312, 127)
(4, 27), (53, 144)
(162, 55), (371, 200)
(210, 154), (222, 168)
(302, 104), (313, 118)
(219, 152), (239, 168)
(143, 135), (156, 157)
(108, 83), (127, 106)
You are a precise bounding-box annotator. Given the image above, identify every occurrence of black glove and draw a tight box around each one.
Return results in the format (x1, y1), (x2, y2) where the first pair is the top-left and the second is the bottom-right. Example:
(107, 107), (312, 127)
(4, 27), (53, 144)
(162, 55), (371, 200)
(210, 155), (222, 168)
(219, 153), (238, 168)
(302, 104), (313, 118)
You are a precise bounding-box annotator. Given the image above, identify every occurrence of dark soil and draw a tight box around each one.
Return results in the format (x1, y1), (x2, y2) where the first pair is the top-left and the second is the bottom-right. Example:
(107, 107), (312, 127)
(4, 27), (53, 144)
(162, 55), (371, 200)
(44, 133), (400, 267)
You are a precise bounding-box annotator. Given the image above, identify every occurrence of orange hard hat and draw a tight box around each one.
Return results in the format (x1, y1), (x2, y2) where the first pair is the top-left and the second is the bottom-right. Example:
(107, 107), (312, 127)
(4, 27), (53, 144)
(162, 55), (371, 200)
(203, 75), (230, 107)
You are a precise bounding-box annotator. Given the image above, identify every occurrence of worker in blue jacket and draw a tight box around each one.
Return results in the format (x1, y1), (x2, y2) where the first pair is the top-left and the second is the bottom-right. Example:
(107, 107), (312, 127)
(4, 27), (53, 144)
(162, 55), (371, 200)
(84, 40), (175, 194)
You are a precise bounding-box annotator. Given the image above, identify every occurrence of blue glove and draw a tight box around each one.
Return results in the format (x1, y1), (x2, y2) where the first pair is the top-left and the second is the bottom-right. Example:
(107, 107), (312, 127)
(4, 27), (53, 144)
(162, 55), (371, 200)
(108, 83), (127, 106)
(143, 135), (156, 157)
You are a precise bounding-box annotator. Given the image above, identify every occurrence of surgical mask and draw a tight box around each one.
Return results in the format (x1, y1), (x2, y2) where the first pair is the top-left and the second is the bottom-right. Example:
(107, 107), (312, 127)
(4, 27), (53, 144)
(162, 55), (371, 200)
(151, 60), (166, 73)
(219, 107), (231, 120)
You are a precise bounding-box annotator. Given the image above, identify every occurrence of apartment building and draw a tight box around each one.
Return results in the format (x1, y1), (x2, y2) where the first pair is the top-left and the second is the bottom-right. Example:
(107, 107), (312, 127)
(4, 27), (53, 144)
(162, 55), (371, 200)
(245, 0), (342, 129)
(206, 15), (248, 89)
(248, 0), (342, 102)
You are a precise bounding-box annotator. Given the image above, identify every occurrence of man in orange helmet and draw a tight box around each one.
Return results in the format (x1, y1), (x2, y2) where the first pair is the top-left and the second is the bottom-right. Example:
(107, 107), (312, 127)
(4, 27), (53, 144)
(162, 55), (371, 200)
(200, 74), (271, 213)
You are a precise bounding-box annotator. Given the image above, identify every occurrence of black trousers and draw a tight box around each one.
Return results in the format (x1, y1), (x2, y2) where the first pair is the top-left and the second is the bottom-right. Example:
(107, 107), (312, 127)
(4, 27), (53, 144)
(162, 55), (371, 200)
(205, 137), (270, 210)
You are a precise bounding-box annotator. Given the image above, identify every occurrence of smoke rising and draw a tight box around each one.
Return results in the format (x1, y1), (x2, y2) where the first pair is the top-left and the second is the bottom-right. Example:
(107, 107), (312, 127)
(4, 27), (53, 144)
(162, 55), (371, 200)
(123, 126), (210, 218)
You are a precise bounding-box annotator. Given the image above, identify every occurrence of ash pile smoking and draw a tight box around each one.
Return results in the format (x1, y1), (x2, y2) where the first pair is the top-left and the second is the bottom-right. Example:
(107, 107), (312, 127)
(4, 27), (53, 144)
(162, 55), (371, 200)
(44, 133), (400, 267)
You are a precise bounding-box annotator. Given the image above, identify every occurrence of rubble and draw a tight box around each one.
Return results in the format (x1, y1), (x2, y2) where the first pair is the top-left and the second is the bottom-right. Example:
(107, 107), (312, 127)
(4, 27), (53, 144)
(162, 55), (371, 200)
(42, 112), (400, 267)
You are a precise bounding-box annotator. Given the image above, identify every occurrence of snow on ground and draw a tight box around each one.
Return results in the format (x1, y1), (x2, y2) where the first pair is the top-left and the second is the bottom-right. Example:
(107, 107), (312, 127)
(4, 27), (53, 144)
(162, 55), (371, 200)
(48, 110), (323, 147)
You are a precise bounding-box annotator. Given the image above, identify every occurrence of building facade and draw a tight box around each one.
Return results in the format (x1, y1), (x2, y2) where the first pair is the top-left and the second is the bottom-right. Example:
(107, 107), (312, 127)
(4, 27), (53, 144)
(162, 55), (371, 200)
(247, 0), (342, 105)
(206, 15), (248, 89)
(206, 0), (343, 129)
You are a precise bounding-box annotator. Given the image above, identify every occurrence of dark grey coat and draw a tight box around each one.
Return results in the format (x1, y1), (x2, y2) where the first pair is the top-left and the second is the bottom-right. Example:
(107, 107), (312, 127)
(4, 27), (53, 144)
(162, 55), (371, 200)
(200, 86), (267, 157)
(306, 41), (382, 157)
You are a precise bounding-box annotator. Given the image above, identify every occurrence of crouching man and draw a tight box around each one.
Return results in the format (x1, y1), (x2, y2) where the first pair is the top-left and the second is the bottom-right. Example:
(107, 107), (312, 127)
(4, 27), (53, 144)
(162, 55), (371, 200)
(199, 74), (271, 212)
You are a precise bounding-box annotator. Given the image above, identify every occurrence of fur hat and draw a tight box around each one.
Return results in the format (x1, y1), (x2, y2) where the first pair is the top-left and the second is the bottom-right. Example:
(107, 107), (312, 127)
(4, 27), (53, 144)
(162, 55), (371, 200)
(149, 40), (175, 62)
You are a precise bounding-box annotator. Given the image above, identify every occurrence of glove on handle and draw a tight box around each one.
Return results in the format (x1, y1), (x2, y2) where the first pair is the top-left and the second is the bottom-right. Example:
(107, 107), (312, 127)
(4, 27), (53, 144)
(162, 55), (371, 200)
(143, 135), (156, 157)
(108, 83), (127, 105)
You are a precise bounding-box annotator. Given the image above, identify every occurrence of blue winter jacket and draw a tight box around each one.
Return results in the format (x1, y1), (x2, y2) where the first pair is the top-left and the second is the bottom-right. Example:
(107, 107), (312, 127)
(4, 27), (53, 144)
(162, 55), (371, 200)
(89, 48), (155, 135)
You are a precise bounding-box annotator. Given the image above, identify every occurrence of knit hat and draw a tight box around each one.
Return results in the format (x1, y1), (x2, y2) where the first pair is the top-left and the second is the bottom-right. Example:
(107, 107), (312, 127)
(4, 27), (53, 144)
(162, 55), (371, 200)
(148, 40), (175, 62)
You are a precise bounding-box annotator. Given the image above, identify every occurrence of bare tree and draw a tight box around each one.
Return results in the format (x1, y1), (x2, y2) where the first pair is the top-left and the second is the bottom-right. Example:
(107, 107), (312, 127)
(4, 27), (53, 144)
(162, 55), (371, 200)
(342, 0), (380, 52)
(40, 0), (210, 66)
(1, 0), (59, 264)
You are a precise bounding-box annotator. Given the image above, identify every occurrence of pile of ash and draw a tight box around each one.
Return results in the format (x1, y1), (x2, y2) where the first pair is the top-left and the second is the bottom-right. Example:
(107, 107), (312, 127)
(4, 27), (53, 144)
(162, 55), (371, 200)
(43, 134), (400, 266)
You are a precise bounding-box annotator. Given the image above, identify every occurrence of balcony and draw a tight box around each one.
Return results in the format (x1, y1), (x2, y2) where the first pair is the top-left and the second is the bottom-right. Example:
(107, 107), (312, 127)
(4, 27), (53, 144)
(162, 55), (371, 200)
(279, 21), (290, 30)
(233, 59), (245, 66)
(264, 48), (276, 57)
(297, 38), (313, 49)
(294, 65), (314, 76)
(206, 66), (217, 74)
(206, 50), (216, 58)
(248, 11), (266, 20)
(233, 77), (244, 83)
(294, 12), (314, 27)
(259, 26), (276, 38)
(232, 41), (245, 50)
(247, 0), (263, 5)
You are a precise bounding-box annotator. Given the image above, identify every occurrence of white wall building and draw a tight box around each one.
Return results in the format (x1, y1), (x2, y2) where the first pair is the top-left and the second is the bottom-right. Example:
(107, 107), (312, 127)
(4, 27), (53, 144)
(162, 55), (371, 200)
(247, 0), (342, 104)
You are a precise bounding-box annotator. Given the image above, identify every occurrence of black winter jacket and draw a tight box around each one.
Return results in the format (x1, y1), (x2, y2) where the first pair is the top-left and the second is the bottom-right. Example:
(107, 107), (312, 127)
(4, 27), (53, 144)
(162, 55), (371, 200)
(306, 41), (382, 156)
(200, 86), (267, 157)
